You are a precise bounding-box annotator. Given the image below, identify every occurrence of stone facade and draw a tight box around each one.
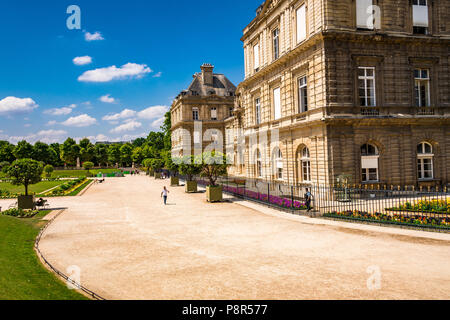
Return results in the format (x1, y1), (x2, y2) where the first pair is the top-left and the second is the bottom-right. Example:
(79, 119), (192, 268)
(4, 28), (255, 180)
(228, 0), (450, 187)
(172, 0), (450, 187)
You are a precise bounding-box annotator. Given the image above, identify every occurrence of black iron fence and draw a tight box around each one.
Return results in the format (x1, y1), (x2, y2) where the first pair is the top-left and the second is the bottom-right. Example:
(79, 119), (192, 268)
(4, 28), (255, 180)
(186, 176), (450, 231)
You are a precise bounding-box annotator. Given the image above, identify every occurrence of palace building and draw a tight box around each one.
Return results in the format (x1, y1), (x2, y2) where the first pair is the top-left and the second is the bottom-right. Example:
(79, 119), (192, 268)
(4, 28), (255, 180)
(172, 0), (450, 187)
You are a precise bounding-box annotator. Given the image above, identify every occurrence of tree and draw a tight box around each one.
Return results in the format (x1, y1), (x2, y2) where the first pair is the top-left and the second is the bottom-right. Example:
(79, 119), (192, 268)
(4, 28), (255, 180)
(120, 144), (133, 167)
(94, 144), (109, 167)
(44, 164), (54, 178)
(197, 151), (229, 187)
(149, 158), (164, 173)
(163, 150), (178, 176)
(161, 111), (172, 151)
(83, 161), (94, 173)
(32, 141), (53, 163)
(0, 141), (15, 163)
(131, 147), (144, 165)
(50, 143), (63, 166)
(79, 138), (95, 162)
(179, 155), (202, 181)
(146, 132), (165, 151)
(142, 158), (153, 175)
(107, 144), (121, 167)
(60, 138), (80, 166)
(132, 138), (146, 148)
(6, 159), (44, 196)
(13, 140), (34, 160)
(0, 161), (10, 174)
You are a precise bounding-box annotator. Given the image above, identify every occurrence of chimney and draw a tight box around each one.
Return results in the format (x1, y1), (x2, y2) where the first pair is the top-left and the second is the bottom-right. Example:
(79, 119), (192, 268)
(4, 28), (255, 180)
(200, 63), (214, 86)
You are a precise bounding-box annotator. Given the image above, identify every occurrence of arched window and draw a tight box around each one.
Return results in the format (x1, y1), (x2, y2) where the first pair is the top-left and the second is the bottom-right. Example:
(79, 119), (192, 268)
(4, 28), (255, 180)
(256, 150), (262, 178)
(361, 143), (379, 182)
(417, 142), (434, 180)
(272, 148), (283, 180)
(300, 147), (311, 182)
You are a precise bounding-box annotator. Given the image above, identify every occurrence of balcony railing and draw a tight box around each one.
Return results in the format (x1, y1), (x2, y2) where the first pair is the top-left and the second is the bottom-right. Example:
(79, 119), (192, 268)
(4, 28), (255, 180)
(327, 106), (448, 118)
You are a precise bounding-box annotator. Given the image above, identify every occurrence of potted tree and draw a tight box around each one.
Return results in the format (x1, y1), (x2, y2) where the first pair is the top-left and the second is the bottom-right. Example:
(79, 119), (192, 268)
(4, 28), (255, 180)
(198, 151), (229, 202)
(83, 161), (94, 177)
(150, 159), (164, 179)
(164, 153), (180, 186)
(142, 158), (153, 176)
(179, 155), (201, 193)
(44, 164), (54, 179)
(6, 159), (43, 210)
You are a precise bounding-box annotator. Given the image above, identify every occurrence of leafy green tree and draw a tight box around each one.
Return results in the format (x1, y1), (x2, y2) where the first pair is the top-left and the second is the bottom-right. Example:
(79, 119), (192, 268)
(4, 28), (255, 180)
(83, 161), (94, 173)
(44, 164), (54, 178)
(120, 144), (133, 167)
(94, 144), (109, 167)
(50, 143), (63, 166)
(79, 138), (95, 162)
(179, 155), (202, 181)
(131, 146), (144, 165)
(32, 141), (53, 164)
(149, 158), (164, 173)
(13, 140), (34, 160)
(161, 111), (172, 151)
(107, 144), (121, 167)
(197, 151), (229, 187)
(60, 138), (80, 166)
(142, 158), (153, 175)
(132, 138), (146, 148)
(0, 161), (10, 174)
(0, 141), (15, 163)
(146, 132), (165, 151)
(6, 159), (44, 196)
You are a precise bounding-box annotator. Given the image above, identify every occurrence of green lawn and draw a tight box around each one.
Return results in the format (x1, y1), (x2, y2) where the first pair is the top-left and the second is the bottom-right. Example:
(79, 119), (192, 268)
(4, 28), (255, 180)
(0, 211), (88, 300)
(50, 169), (119, 178)
(0, 180), (65, 195)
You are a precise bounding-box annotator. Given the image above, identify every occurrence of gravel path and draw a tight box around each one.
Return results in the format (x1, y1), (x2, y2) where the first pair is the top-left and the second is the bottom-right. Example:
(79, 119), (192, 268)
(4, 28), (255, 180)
(20, 175), (450, 300)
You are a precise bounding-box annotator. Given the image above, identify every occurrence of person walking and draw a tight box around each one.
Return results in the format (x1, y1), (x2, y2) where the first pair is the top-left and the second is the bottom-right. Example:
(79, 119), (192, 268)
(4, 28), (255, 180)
(161, 186), (169, 205)
(305, 188), (313, 212)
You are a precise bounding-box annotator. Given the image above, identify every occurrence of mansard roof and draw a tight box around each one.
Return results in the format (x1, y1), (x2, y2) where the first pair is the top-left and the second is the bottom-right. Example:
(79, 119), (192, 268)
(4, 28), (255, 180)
(177, 72), (236, 99)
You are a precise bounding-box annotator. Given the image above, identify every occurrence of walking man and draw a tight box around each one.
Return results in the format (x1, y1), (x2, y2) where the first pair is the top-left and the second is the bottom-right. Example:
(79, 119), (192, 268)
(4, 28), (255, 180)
(161, 186), (169, 205)
(305, 188), (313, 212)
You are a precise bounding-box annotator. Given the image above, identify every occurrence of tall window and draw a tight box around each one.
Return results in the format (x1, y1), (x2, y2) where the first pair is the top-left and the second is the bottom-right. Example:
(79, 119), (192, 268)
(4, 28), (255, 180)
(300, 147), (311, 182)
(192, 107), (199, 121)
(253, 43), (260, 71)
(417, 142), (434, 180)
(296, 4), (306, 43)
(414, 69), (430, 107)
(256, 150), (262, 178)
(255, 98), (261, 125)
(273, 148), (283, 180)
(361, 144), (379, 182)
(298, 76), (308, 113)
(211, 107), (217, 120)
(273, 87), (281, 120)
(273, 29), (279, 60)
(413, 0), (429, 34)
(358, 67), (376, 107)
(356, 0), (374, 30)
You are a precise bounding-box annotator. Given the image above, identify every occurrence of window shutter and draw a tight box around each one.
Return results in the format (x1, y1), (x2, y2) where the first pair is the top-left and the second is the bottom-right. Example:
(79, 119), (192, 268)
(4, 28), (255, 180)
(296, 5), (306, 43)
(413, 4), (429, 27)
(274, 88), (281, 120)
(356, 0), (373, 29)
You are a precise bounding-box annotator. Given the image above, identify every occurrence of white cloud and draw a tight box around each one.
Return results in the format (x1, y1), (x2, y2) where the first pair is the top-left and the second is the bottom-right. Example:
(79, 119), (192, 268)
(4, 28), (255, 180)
(0, 129), (68, 144)
(24, 124), (31, 128)
(44, 104), (76, 116)
(46, 120), (57, 126)
(102, 108), (136, 121)
(78, 63), (152, 82)
(151, 117), (165, 129)
(84, 31), (104, 41)
(99, 94), (116, 104)
(0, 97), (38, 115)
(153, 72), (162, 78)
(73, 56), (93, 66)
(137, 105), (168, 120)
(110, 120), (142, 134)
(61, 114), (97, 127)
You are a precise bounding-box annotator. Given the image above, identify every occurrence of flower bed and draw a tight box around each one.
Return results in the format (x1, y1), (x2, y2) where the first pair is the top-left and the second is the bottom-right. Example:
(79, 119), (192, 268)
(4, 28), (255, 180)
(222, 185), (308, 210)
(386, 199), (449, 214)
(0, 190), (15, 199)
(1, 208), (39, 218)
(44, 178), (89, 197)
(324, 210), (450, 230)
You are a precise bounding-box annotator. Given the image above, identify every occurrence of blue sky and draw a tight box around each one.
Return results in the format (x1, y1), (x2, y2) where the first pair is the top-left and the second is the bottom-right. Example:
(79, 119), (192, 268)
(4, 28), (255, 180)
(0, 0), (262, 144)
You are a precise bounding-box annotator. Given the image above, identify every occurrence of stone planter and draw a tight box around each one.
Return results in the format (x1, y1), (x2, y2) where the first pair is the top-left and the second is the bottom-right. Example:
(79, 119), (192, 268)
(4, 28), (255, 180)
(154, 172), (161, 179)
(18, 195), (35, 210)
(206, 185), (223, 203)
(170, 177), (179, 186)
(185, 181), (198, 193)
